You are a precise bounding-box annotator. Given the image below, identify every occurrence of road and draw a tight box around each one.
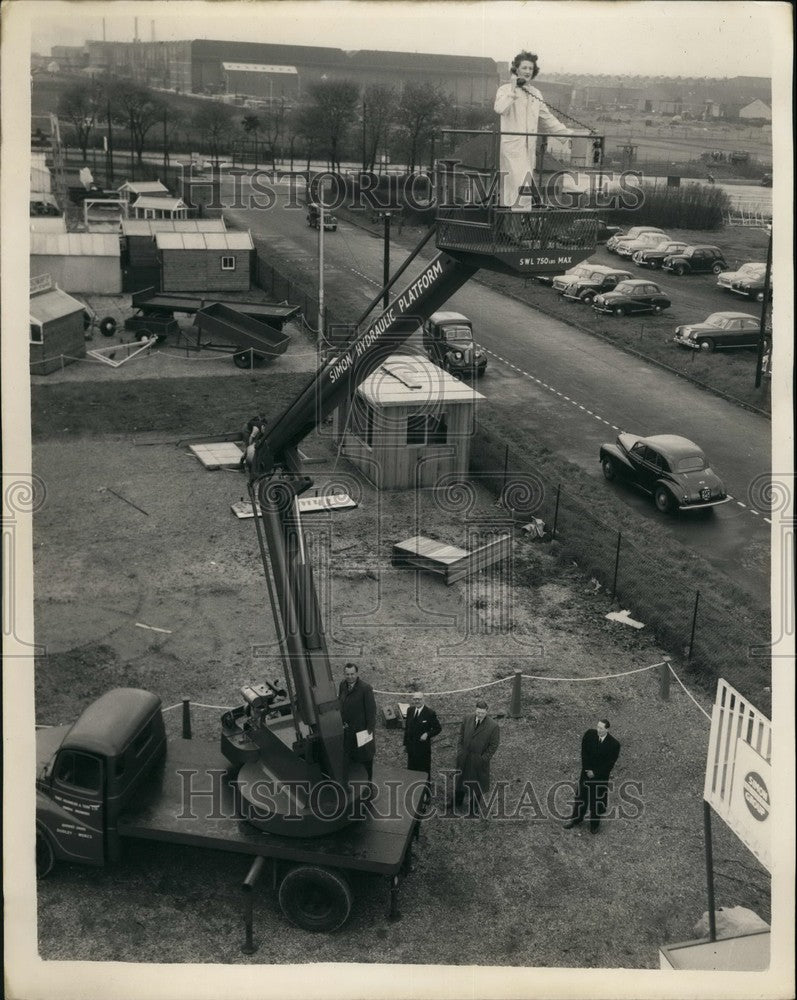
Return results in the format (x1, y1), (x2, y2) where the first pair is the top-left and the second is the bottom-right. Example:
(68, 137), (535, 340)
(223, 177), (771, 603)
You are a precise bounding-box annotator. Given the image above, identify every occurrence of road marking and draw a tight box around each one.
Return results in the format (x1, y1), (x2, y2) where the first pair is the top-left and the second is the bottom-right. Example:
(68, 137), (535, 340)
(736, 501), (747, 507)
(764, 517), (771, 524)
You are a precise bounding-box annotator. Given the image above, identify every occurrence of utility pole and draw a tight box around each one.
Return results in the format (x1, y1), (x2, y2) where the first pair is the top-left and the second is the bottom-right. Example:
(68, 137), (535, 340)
(106, 94), (114, 185)
(361, 98), (367, 172)
(754, 222), (773, 388)
(317, 190), (325, 351)
(380, 211), (391, 309)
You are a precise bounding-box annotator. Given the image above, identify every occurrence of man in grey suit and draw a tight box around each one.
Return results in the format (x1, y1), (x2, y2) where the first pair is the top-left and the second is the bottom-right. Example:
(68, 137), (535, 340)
(453, 699), (500, 817)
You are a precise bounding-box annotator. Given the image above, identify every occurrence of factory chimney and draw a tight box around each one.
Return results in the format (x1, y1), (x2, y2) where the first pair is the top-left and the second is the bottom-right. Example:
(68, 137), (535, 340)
(151, 20), (155, 42)
(134, 17), (138, 41)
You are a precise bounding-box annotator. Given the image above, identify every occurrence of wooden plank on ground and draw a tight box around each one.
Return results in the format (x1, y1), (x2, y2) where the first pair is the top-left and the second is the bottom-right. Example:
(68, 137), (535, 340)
(189, 441), (243, 470)
(445, 534), (512, 585)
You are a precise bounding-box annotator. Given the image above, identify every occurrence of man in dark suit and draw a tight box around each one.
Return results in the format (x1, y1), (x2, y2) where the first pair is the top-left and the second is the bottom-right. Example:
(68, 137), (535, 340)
(564, 718), (621, 834)
(338, 662), (376, 781)
(403, 691), (442, 780)
(454, 699), (500, 816)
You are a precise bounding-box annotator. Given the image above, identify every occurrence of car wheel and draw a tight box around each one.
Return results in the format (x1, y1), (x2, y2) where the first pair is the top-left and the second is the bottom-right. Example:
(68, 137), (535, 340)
(278, 865), (353, 932)
(36, 829), (55, 878)
(651, 304), (663, 315)
(613, 306), (626, 317)
(601, 457), (617, 481)
(674, 264), (686, 276)
(654, 486), (674, 514)
(711, 262), (724, 274)
(580, 292), (595, 304)
(698, 339), (715, 352)
(650, 260), (661, 269)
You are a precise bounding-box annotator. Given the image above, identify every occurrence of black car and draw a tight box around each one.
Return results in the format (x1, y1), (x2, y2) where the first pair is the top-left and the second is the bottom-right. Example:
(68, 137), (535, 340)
(662, 245), (728, 276)
(306, 203), (337, 231)
(599, 433), (730, 513)
(554, 265), (633, 303)
(592, 279), (671, 316)
(422, 311), (487, 377)
(632, 241), (688, 269)
(673, 312), (764, 351)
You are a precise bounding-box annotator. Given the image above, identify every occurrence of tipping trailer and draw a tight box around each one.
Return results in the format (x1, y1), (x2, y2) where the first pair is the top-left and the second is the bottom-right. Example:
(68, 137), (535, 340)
(189, 302), (291, 368)
(127, 286), (300, 337)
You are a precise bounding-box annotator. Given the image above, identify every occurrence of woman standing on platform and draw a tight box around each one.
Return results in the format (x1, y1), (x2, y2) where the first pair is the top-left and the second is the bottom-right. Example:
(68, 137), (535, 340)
(494, 50), (573, 209)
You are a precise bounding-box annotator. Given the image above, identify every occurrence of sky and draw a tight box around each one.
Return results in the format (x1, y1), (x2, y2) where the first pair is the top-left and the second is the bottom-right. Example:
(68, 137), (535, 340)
(25, 0), (781, 78)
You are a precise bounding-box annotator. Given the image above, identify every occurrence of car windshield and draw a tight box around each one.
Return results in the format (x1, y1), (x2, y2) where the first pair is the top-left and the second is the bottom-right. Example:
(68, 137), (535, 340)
(443, 325), (473, 344)
(676, 454), (706, 473)
(589, 271), (609, 281)
(567, 265), (593, 279)
(705, 314), (730, 329)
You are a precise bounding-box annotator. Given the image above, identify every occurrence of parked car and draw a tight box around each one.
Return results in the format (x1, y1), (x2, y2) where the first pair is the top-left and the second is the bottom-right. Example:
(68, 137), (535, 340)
(662, 245), (728, 276)
(599, 433), (730, 513)
(307, 203), (337, 231)
(605, 226), (667, 253)
(592, 279), (671, 316)
(632, 241), (689, 268)
(673, 311), (764, 351)
(557, 217), (623, 246)
(538, 261), (594, 288)
(556, 265), (633, 303)
(717, 262), (772, 303)
(422, 311), (487, 378)
(616, 232), (673, 258)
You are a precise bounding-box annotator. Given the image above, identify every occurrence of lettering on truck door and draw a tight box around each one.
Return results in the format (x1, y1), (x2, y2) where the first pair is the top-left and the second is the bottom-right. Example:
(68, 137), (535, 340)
(50, 750), (106, 864)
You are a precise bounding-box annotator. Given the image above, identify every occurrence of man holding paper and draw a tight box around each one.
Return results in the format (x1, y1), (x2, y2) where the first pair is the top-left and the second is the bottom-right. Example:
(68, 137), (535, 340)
(338, 662), (377, 781)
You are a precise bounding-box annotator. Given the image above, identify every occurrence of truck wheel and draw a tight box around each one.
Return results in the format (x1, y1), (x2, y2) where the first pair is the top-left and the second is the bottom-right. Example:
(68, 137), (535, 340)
(99, 316), (117, 337)
(136, 329), (153, 342)
(233, 351), (255, 369)
(278, 865), (353, 932)
(36, 829), (55, 878)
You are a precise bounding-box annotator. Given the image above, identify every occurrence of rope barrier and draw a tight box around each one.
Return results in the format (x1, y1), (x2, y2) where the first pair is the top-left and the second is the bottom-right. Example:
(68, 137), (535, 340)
(521, 663), (661, 682)
(373, 676), (510, 697)
(667, 663), (712, 721)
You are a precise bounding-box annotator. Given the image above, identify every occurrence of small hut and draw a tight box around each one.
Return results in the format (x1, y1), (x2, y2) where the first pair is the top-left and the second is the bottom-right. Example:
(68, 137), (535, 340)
(30, 233), (121, 294)
(130, 195), (188, 221)
(120, 218), (228, 292)
(156, 231), (254, 292)
(334, 353), (486, 490)
(116, 180), (170, 207)
(29, 281), (86, 375)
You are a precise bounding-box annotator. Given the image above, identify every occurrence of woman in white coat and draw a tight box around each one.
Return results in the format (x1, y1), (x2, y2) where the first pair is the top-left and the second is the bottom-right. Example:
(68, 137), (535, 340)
(494, 51), (573, 210)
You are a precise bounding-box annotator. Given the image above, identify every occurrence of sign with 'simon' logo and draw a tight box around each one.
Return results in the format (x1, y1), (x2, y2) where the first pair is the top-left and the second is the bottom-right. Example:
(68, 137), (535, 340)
(730, 739), (771, 870)
(704, 678), (771, 873)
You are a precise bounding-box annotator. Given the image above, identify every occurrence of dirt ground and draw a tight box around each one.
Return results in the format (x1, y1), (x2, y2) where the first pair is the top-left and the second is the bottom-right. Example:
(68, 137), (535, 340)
(31, 342), (770, 966)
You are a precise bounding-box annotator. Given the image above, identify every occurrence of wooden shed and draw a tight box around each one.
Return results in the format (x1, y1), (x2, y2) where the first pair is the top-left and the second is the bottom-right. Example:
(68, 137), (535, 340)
(130, 195), (188, 221)
(334, 353), (486, 490)
(30, 232), (121, 294)
(120, 218), (227, 292)
(156, 231), (254, 292)
(29, 283), (86, 375)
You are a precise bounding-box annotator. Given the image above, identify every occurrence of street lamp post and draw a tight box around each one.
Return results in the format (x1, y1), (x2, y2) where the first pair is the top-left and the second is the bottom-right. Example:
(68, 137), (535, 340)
(379, 211), (392, 309)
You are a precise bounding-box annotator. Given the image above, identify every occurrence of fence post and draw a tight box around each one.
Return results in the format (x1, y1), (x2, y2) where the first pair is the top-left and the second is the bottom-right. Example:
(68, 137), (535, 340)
(552, 484), (561, 539)
(509, 670), (522, 718)
(611, 532), (622, 600)
(182, 698), (192, 739)
(658, 661), (670, 701)
(688, 590), (700, 661)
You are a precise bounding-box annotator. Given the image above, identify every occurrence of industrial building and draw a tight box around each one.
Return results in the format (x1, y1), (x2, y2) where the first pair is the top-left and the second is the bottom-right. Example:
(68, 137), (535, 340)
(85, 39), (499, 106)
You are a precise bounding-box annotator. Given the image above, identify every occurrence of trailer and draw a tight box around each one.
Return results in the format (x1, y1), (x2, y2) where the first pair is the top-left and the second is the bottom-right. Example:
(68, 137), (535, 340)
(130, 287), (300, 331)
(188, 302), (291, 367)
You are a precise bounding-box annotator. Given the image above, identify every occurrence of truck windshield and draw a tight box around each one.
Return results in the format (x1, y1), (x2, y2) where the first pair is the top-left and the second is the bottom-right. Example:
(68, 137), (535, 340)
(443, 325), (472, 343)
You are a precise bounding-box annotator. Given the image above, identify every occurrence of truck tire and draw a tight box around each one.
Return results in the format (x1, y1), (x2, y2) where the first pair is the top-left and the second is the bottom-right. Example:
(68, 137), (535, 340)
(36, 828), (55, 878)
(278, 865), (353, 932)
(99, 316), (117, 337)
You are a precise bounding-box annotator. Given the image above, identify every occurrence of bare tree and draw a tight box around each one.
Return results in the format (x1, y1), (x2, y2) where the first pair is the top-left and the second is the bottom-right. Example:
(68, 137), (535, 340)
(58, 80), (103, 162)
(111, 82), (164, 170)
(397, 82), (448, 172)
(361, 84), (397, 172)
(260, 99), (287, 172)
(241, 114), (261, 167)
(303, 79), (360, 172)
(193, 102), (235, 166)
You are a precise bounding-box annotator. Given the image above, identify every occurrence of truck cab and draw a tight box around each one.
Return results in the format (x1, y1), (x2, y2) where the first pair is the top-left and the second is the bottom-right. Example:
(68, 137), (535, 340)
(36, 688), (166, 875)
(421, 311), (486, 378)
